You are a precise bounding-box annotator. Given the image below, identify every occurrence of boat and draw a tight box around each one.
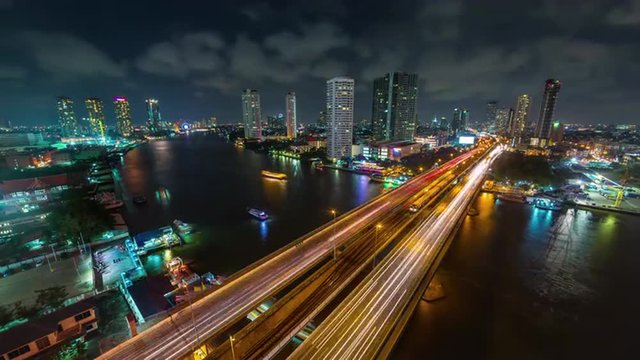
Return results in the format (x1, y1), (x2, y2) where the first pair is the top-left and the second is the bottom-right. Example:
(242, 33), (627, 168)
(172, 219), (194, 234)
(313, 162), (324, 170)
(133, 196), (147, 205)
(247, 208), (269, 221)
(497, 193), (526, 203)
(104, 200), (124, 209)
(534, 199), (563, 211)
(261, 170), (287, 180)
(370, 173), (386, 183)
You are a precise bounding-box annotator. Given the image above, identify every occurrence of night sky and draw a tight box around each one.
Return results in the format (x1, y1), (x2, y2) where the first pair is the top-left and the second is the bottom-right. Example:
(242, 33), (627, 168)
(1, 0), (639, 127)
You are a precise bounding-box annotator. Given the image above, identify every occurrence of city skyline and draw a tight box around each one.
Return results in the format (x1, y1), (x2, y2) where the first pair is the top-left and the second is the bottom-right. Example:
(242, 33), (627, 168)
(1, 1), (638, 127)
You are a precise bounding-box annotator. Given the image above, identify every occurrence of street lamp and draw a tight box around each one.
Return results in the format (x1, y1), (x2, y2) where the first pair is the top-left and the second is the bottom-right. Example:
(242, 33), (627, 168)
(374, 224), (382, 268)
(229, 335), (236, 360)
(330, 209), (337, 261)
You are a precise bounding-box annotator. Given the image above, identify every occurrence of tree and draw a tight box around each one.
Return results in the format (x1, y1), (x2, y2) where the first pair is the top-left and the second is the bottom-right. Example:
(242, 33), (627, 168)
(0, 305), (13, 327)
(53, 339), (87, 360)
(35, 286), (68, 311)
(47, 198), (114, 243)
(13, 301), (38, 319)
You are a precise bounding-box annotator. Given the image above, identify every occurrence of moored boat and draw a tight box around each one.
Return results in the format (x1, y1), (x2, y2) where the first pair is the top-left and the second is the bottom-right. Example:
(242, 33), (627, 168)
(497, 193), (526, 203)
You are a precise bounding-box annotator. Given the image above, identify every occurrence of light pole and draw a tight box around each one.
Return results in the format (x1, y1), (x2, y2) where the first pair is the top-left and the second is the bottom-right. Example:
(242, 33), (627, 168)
(330, 209), (337, 261)
(229, 335), (236, 360)
(374, 224), (382, 268)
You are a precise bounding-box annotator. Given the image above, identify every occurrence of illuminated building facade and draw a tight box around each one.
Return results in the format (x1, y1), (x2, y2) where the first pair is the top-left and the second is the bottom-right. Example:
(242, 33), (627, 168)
(371, 72), (418, 141)
(327, 77), (354, 160)
(485, 100), (498, 130)
(512, 94), (530, 137)
(85, 97), (105, 138)
(451, 108), (469, 135)
(285, 92), (297, 139)
(536, 79), (562, 140)
(495, 107), (514, 136)
(145, 98), (162, 132)
(56, 96), (78, 137)
(114, 97), (134, 137)
(550, 121), (564, 145)
(241, 89), (262, 139)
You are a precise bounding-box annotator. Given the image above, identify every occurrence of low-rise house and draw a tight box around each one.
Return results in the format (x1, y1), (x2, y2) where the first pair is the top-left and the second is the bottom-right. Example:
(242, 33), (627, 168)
(0, 299), (97, 360)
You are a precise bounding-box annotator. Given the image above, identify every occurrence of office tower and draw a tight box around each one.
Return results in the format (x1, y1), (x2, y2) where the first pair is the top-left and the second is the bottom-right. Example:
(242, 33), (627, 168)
(326, 77), (354, 160)
(461, 109), (469, 130)
(318, 111), (327, 127)
(285, 92), (297, 139)
(450, 108), (469, 135)
(56, 96), (78, 137)
(113, 97), (134, 137)
(85, 98), (105, 138)
(208, 116), (218, 127)
(241, 89), (262, 139)
(536, 79), (562, 140)
(439, 116), (448, 130)
(549, 121), (564, 145)
(370, 72), (418, 141)
(429, 116), (438, 129)
(485, 101), (498, 129)
(145, 98), (162, 132)
(495, 107), (515, 135)
(512, 94), (531, 137)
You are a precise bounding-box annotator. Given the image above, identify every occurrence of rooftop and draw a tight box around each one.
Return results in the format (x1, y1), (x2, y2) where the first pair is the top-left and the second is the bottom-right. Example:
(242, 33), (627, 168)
(0, 299), (95, 354)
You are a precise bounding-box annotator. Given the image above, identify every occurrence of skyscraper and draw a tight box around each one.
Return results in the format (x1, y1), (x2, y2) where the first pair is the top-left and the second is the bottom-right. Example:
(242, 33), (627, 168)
(549, 121), (564, 145)
(485, 101), (498, 129)
(56, 96), (78, 137)
(241, 89), (262, 139)
(371, 72), (418, 141)
(285, 92), (297, 139)
(326, 77), (354, 160)
(318, 111), (327, 127)
(85, 98), (105, 138)
(113, 97), (134, 137)
(145, 98), (162, 132)
(536, 79), (562, 140)
(450, 108), (469, 135)
(495, 107), (514, 135)
(512, 94), (531, 137)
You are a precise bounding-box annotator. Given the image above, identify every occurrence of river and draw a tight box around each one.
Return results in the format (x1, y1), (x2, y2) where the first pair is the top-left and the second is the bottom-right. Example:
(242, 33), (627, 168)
(116, 134), (640, 359)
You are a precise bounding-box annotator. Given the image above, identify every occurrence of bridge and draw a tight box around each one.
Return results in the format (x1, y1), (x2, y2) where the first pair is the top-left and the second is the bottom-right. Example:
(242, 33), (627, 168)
(99, 140), (499, 360)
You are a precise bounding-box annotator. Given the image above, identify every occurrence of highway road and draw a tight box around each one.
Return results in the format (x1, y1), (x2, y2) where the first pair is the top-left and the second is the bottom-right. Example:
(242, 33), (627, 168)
(289, 146), (502, 360)
(99, 146), (486, 360)
(209, 169), (462, 360)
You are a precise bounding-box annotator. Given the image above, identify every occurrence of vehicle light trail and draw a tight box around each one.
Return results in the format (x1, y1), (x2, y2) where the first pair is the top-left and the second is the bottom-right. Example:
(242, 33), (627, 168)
(289, 146), (502, 360)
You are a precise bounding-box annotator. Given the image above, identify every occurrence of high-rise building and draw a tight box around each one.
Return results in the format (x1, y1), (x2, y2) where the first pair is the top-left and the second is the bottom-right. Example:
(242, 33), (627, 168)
(370, 72), (418, 141)
(535, 79), (562, 140)
(285, 92), (297, 139)
(326, 77), (354, 160)
(495, 107), (515, 135)
(208, 116), (218, 127)
(145, 98), (162, 132)
(318, 111), (327, 127)
(56, 96), (78, 137)
(85, 98), (105, 138)
(549, 121), (564, 145)
(485, 101), (498, 129)
(241, 89), (262, 139)
(439, 116), (448, 130)
(512, 94), (531, 137)
(450, 108), (469, 135)
(113, 97), (134, 137)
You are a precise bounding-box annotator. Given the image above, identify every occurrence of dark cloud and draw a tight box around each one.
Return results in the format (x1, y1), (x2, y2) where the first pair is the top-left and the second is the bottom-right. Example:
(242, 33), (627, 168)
(20, 30), (125, 79)
(0, 0), (638, 125)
